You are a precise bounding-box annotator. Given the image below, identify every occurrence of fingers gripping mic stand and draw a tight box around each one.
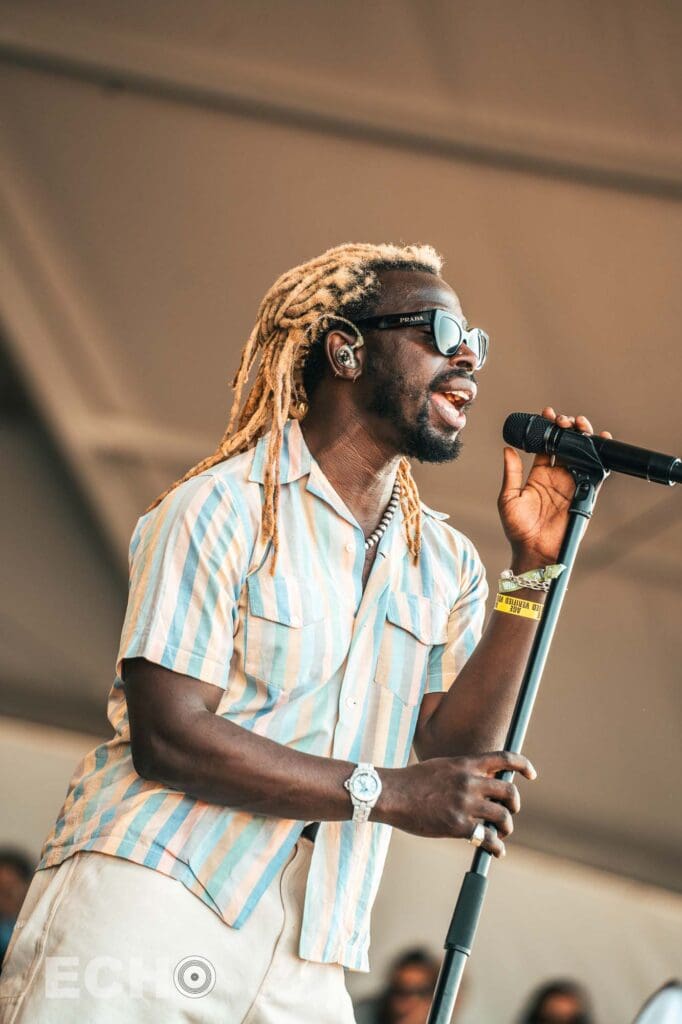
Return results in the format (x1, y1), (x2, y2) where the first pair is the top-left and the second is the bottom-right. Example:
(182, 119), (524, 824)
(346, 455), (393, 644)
(427, 442), (609, 1024)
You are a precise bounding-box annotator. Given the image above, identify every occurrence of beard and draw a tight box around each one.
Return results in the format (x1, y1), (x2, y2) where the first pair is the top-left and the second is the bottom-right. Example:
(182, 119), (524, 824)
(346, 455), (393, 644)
(366, 356), (463, 464)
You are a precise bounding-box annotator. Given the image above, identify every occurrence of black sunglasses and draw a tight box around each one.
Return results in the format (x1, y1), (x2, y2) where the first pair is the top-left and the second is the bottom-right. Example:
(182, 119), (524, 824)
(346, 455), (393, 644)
(354, 308), (489, 369)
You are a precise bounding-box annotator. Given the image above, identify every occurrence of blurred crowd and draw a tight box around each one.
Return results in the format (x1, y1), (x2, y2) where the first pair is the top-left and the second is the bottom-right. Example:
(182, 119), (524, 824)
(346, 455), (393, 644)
(0, 847), (34, 972)
(352, 946), (595, 1024)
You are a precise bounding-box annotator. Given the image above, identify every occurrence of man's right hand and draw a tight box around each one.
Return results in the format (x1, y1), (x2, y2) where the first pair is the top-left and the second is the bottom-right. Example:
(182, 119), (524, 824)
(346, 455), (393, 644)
(376, 751), (537, 858)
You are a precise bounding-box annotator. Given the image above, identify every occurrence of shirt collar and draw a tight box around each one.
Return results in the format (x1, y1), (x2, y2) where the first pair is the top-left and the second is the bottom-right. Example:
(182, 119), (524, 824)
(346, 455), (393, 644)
(420, 501), (449, 521)
(248, 419), (312, 485)
(248, 420), (364, 529)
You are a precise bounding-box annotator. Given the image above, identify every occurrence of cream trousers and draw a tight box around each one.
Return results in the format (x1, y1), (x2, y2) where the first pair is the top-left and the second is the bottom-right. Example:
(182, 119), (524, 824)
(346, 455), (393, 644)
(0, 841), (356, 1023)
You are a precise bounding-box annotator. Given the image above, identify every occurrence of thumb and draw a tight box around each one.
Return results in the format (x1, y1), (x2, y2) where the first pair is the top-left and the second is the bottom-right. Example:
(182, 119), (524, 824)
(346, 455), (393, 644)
(500, 446), (525, 500)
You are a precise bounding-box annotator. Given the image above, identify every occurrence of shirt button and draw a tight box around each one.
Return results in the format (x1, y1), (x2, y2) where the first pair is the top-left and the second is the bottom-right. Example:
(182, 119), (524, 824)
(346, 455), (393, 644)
(290, 615), (301, 627)
(345, 542), (354, 553)
(345, 696), (359, 711)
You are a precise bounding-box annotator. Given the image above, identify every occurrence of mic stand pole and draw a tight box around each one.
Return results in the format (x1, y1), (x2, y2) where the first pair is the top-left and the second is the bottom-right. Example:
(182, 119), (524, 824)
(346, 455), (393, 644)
(427, 456), (608, 1024)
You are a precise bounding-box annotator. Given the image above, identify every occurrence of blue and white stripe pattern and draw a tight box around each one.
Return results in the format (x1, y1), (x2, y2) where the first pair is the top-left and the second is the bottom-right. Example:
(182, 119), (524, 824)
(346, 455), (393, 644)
(39, 420), (487, 971)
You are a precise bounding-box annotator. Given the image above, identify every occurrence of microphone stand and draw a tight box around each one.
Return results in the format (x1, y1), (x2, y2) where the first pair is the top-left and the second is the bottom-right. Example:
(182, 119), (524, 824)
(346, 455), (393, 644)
(427, 452), (608, 1024)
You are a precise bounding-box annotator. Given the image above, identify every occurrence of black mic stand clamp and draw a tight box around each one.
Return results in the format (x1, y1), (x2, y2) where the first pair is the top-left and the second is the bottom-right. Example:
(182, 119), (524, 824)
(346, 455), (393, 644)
(427, 456), (609, 1024)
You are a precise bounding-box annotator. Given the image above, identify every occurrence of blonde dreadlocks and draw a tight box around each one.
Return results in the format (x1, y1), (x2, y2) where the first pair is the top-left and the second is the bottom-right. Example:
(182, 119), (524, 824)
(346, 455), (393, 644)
(146, 242), (443, 566)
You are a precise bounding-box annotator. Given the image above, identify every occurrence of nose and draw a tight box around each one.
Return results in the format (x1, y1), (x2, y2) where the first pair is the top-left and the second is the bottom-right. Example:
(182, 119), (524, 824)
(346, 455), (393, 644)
(448, 341), (477, 373)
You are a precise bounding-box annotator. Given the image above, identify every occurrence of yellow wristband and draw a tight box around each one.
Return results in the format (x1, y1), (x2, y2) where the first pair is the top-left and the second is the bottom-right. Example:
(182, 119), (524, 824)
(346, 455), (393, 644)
(495, 593), (544, 621)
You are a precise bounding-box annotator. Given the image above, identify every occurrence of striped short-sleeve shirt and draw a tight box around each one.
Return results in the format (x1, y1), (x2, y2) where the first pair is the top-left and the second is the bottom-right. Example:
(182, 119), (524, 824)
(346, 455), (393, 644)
(39, 420), (487, 971)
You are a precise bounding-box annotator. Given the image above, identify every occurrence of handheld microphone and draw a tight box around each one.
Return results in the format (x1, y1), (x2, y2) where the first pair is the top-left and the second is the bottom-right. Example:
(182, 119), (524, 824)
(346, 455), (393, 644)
(503, 413), (682, 486)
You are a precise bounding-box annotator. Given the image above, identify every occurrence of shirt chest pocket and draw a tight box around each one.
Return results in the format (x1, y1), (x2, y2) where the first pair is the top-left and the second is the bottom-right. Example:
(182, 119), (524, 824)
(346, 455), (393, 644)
(375, 593), (449, 706)
(244, 572), (328, 693)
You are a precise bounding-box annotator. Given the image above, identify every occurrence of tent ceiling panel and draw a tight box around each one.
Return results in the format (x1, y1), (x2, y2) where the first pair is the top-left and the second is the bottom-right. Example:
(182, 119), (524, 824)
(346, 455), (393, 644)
(2, 0), (681, 188)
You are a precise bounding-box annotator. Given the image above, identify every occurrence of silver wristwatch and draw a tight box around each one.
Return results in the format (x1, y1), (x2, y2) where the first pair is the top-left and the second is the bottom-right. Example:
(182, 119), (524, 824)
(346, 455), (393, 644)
(344, 763), (382, 823)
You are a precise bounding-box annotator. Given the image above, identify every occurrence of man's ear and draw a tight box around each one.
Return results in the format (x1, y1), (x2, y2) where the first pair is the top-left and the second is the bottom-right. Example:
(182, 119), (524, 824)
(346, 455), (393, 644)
(325, 328), (365, 380)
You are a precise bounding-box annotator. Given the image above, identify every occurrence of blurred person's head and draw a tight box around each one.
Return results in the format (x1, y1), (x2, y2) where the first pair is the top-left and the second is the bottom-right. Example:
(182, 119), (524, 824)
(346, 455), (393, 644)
(377, 947), (440, 1024)
(0, 848), (33, 920)
(0, 847), (34, 965)
(146, 242), (481, 568)
(520, 979), (594, 1024)
(633, 980), (682, 1023)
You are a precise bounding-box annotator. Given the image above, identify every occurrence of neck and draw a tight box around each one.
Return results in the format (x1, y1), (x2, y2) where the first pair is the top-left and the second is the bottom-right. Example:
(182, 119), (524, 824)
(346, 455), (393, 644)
(300, 402), (401, 535)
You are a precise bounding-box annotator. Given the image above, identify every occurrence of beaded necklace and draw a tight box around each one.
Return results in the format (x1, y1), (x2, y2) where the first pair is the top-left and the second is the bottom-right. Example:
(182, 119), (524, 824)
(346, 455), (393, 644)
(364, 480), (401, 552)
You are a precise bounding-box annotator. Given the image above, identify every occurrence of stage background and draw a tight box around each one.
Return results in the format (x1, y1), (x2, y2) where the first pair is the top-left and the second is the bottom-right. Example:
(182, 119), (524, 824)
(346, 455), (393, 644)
(1, 2), (680, 1019)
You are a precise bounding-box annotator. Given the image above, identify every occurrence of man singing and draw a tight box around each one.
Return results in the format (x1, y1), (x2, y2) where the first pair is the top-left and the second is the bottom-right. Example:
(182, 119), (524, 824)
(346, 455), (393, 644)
(0, 242), (607, 1023)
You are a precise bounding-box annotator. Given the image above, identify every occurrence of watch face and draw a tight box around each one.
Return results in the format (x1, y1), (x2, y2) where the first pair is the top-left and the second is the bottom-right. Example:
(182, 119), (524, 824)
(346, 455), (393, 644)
(353, 770), (379, 802)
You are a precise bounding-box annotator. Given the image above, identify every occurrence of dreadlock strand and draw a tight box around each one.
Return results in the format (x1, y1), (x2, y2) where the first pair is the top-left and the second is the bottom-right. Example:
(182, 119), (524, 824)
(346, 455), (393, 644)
(258, 334), (296, 556)
(397, 458), (422, 563)
(227, 326), (262, 434)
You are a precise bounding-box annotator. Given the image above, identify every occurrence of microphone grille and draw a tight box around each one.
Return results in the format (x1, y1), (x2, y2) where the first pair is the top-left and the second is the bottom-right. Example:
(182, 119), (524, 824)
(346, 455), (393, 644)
(503, 413), (551, 453)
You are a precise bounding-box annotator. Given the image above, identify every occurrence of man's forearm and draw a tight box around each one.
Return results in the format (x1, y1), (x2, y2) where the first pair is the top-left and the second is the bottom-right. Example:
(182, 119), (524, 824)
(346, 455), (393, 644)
(136, 707), (532, 852)
(126, 658), (411, 828)
(418, 579), (547, 759)
(137, 711), (359, 822)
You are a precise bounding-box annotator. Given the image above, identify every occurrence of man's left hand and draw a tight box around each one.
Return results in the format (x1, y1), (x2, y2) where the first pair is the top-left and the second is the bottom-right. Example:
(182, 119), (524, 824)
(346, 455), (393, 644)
(498, 405), (612, 569)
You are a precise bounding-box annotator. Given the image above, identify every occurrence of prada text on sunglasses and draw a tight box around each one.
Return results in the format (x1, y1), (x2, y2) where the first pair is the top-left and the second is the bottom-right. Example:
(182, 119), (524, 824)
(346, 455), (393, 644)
(355, 309), (489, 369)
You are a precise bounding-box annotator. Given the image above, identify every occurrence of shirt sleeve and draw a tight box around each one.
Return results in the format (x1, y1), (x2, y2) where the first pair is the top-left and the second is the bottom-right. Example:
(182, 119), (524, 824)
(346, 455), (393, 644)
(116, 473), (253, 689)
(424, 539), (488, 695)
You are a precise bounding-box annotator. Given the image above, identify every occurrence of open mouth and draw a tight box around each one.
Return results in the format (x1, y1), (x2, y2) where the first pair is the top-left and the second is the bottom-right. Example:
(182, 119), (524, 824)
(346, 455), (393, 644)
(430, 380), (476, 430)
(439, 388), (472, 411)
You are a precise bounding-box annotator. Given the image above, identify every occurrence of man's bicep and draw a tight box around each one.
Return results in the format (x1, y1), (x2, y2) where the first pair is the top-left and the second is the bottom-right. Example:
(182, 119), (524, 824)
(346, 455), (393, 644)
(123, 657), (224, 775)
(123, 657), (224, 715)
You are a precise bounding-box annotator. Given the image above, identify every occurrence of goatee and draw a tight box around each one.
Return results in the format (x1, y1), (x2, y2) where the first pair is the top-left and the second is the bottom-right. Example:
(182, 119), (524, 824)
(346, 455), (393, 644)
(367, 361), (463, 463)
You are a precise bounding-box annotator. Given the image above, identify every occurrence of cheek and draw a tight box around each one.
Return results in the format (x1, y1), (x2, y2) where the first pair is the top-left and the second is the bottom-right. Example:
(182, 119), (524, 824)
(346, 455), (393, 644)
(372, 342), (443, 402)
(404, 360), (443, 403)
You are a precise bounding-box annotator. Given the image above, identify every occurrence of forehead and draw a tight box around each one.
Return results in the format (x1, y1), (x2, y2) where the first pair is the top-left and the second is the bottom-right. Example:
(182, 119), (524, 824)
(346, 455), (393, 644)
(393, 963), (434, 984)
(543, 993), (582, 1011)
(374, 269), (462, 318)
